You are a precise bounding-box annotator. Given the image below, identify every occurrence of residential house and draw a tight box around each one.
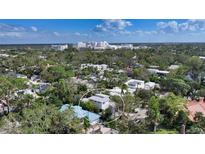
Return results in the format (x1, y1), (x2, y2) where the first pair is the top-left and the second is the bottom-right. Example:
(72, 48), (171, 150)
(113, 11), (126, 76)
(199, 56), (205, 60)
(186, 98), (205, 121)
(125, 79), (145, 93)
(89, 94), (111, 110)
(60, 104), (101, 125)
(144, 82), (156, 90)
(147, 68), (169, 76)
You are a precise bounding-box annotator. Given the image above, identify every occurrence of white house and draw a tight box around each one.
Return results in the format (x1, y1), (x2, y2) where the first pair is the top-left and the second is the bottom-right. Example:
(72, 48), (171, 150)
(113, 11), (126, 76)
(147, 68), (159, 74)
(89, 94), (111, 110)
(144, 82), (156, 90)
(199, 56), (205, 60)
(157, 70), (169, 75)
(125, 79), (145, 93)
(147, 68), (169, 75)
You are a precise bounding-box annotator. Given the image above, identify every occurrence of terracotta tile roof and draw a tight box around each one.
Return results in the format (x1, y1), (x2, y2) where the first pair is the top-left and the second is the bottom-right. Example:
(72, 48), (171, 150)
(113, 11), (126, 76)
(186, 98), (205, 121)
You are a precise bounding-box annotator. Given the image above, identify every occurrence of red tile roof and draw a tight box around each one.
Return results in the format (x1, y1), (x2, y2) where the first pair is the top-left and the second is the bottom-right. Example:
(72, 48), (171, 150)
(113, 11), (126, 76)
(186, 98), (205, 121)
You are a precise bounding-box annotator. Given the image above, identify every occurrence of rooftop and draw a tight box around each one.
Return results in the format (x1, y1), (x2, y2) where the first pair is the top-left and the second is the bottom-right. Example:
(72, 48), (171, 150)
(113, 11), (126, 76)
(60, 104), (101, 124)
(89, 94), (110, 103)
(186, 98), (205, 121)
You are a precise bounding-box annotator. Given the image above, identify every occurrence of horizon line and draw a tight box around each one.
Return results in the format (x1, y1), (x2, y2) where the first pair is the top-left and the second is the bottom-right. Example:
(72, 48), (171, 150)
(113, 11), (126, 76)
(1, 41), (205, 46)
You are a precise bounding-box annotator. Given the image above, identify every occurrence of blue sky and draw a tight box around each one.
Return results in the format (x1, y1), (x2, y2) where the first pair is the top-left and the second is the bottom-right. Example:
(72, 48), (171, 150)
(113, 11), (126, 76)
(1, 19), (205, 44)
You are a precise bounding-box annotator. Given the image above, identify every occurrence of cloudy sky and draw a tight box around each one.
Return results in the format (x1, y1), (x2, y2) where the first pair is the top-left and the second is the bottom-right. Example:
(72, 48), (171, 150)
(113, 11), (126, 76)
(1, 19), (205, 44)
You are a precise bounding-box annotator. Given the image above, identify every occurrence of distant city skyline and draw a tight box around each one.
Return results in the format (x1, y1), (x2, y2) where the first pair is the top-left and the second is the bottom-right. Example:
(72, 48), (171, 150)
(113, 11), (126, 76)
(1, 19), (205, 44)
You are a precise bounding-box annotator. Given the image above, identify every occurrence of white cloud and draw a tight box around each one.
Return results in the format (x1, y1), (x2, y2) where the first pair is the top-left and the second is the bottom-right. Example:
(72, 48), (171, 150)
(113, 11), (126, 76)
(0, 23), (25, 32)
(157, 21), (179, 33)
(157, 20), (205, 33)
(53, 32), (60, 36)
(74, 32), (81, 36)
(94, 24), (107, 32)
(118, 30), (132, 35)
(74, 32), (89, 37)
(93, 19), (132, 32)
(132, 30), (158, 36)
(30, 26), (38, 32)
(93, 19), (160, 37)
(0, 32), (23, 38)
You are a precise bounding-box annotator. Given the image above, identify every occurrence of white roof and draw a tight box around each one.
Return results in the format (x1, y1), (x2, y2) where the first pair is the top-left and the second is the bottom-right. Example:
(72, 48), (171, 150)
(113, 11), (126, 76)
(126, 79), (145, 86)
(147, 68), (169, 74)
(89, 94), (110, 103)
(145, 82), (156, 86)
(95, 93), (109, 98)
(199, 56), (205, 60)
(157, 70), (169, 74)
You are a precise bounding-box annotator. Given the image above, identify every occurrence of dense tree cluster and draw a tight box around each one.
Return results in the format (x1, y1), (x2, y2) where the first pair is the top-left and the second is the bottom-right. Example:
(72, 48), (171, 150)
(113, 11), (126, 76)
(0, 43), (205, 134)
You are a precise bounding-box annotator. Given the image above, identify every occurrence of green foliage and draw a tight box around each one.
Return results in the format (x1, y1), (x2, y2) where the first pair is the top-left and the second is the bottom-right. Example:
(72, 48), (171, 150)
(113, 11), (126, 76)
(133, 68), (149, 81)
(0, 76), (27, 101)
(135, 89), (153, 102)
(101, 108), (112, 121)
(187, 126), (204, 134)
(161, 78), (191, 96)
(20, 103), (83, 134)
(159, 93), (186, 128)
(155, 129), (178, 134)
(77, 84), (87, 93)
(45, 79), (82, 106)
(83, 116), (90, 130)
(123, 94), (137, 112)
(187, 56), (203, 73)
(148, 96), (161, 132)
(81, 101), (99, 113)
(41, 65), (74, 82)
(1, 44), (205, 134)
